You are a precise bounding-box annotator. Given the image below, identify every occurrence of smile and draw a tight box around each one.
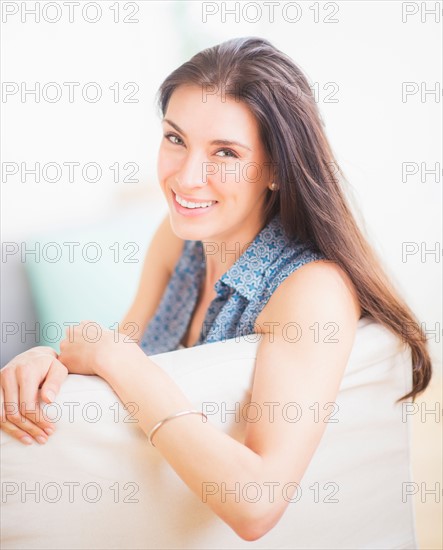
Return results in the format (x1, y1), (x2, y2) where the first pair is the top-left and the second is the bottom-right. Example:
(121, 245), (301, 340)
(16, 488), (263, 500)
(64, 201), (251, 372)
(173, 191), (218, 209)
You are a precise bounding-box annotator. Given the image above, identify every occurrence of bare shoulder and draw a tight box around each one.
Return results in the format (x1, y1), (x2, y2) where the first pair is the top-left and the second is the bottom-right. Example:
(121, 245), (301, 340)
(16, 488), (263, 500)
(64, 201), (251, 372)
(256, 259), (361, 332)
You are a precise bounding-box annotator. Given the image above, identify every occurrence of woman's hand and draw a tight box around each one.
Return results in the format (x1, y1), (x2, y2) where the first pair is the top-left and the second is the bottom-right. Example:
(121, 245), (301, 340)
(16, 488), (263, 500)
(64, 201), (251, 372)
(58, 320), (142, 377)
(0, 347), (68, 445)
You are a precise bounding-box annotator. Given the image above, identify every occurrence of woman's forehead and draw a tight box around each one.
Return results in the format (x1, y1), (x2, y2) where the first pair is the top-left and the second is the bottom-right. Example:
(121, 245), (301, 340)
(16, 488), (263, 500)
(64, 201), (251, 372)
(164, 85), (261, 142)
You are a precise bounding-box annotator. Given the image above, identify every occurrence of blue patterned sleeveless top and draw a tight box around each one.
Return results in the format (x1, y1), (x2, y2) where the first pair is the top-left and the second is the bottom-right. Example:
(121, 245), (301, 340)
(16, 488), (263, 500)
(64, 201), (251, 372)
(139, 212), (325, 355)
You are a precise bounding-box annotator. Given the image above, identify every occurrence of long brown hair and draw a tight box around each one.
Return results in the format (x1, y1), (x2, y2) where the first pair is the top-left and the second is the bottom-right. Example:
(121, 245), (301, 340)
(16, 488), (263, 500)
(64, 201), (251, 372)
(157, 36), (432, 403)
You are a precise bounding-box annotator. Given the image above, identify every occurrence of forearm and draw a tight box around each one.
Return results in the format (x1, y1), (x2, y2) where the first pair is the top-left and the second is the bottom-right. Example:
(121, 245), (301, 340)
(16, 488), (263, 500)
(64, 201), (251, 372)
(97, 352), (276, 538)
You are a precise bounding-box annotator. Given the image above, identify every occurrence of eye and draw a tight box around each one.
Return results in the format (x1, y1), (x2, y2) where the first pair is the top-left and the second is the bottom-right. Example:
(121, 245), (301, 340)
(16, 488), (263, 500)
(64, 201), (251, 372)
(215, 149), (238, 159)
(164, 133), (184, 146)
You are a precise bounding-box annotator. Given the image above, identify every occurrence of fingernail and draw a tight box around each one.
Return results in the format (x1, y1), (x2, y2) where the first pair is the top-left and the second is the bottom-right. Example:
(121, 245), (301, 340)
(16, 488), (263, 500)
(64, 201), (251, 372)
(35, 435), (47, 445)
(44, 427), (54, 435)
(20, 436), (34, 445)
(46, 390), (56, 402)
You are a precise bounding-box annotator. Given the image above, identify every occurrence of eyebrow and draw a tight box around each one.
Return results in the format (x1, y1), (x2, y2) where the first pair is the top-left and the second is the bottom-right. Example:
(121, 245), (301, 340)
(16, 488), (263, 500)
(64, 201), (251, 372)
(163, 118), (252, 151)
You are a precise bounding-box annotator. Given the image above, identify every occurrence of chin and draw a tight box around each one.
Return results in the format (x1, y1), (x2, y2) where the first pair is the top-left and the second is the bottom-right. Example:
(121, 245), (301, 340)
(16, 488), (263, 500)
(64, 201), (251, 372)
(169, 217), (211, 241)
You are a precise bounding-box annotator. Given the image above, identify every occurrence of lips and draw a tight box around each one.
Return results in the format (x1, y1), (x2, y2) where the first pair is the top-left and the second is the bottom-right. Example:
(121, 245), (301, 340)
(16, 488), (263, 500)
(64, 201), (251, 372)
(172, 189), (219, 217)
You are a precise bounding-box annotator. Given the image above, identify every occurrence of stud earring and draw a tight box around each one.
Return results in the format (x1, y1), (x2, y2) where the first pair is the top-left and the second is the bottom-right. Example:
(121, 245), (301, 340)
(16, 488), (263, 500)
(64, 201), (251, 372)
(269, 182), (279, 191)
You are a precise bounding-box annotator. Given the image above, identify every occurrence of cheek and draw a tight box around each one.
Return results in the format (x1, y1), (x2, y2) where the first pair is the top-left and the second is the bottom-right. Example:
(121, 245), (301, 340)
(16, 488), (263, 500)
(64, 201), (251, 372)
(157, 145), (182, 182)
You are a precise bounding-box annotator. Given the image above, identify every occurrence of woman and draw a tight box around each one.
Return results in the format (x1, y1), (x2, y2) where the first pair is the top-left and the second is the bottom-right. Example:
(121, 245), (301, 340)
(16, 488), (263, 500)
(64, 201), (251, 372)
(0, 37), (432, 540)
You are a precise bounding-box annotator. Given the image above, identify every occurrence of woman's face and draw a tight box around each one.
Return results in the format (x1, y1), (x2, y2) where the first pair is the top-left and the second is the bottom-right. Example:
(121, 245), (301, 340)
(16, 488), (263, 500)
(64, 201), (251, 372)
(157, 84), (273, 242)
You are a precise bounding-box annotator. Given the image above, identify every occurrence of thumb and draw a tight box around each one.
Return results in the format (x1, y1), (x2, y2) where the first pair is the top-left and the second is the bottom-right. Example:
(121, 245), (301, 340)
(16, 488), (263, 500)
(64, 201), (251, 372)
(40, 358), (69, 403)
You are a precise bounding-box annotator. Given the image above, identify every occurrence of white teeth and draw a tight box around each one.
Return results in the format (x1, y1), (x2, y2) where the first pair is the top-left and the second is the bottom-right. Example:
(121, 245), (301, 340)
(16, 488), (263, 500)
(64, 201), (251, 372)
(174, 192), (216, 209)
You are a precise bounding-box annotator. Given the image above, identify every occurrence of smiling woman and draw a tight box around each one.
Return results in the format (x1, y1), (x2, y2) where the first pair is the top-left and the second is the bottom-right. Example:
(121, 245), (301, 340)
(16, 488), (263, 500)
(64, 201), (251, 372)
(158, 83), (274, 247)
(0, 36), (433, 543)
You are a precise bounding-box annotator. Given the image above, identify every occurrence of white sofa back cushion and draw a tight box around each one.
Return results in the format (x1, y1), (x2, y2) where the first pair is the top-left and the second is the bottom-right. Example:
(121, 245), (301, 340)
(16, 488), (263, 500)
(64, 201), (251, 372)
(1, 318), (417, 549)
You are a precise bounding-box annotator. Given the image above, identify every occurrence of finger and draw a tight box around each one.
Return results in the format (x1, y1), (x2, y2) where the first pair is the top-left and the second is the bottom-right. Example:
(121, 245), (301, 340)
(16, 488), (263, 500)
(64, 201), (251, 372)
(0, 387), (31, 445)
(1, 367), (24, 428)
(3, 415), (49, 444)
(40, 358), (68, 405)
(1, 416), (36, 445)
(1, 368), (49, 443)
(17, 365), (56, 434)
(0, 384), (5, 421)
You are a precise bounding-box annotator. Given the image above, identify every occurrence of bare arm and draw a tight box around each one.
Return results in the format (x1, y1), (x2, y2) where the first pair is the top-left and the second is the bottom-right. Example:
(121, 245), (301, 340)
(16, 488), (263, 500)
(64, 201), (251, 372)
(93, 260), (361, 540)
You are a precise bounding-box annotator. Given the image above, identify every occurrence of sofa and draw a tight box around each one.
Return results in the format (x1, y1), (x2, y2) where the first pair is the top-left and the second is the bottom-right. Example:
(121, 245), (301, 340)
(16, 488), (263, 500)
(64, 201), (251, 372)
(1, 317), (418, 549)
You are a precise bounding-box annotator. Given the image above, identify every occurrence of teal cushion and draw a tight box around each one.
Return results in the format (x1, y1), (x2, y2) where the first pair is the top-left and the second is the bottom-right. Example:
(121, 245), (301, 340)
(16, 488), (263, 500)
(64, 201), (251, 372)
(24, 202), (167, 352)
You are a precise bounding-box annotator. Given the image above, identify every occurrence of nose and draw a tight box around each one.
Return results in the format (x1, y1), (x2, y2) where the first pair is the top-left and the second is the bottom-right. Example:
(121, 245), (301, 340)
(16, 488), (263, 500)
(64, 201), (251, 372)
(175, 152), (210, 192)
